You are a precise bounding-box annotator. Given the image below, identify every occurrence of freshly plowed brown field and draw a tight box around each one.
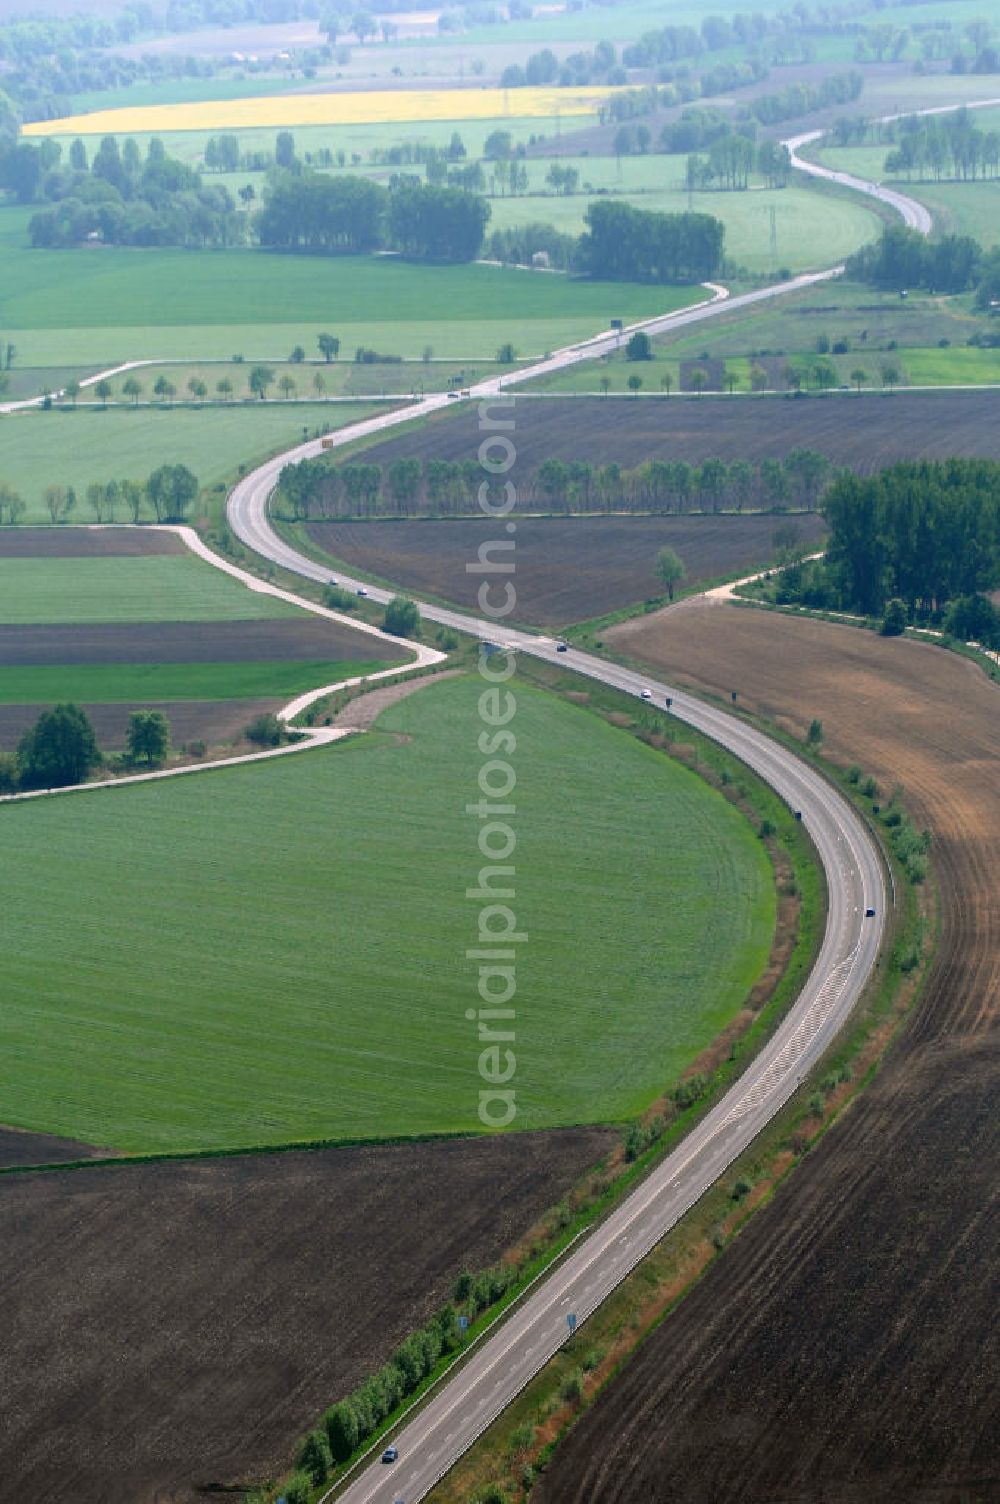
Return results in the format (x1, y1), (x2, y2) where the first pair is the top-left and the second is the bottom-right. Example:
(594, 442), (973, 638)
(0, 527), (184, 557)
(357, 390), (1000, 472)
(0, 1126), (105, 1167)
(534, 604), (1000, 1504)
(305, 514), (827, 628)
(1, 1128), (613, 1504)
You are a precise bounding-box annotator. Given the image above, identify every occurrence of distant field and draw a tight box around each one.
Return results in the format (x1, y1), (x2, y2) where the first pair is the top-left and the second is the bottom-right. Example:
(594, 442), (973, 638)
(491, 176), (882, 275)
(0, 208), (699, 366)
(524, 279), (993, 394)
(24, 84), (614, 138)
(0, 673), (775, 1151)
(301, 513), (829, 628)
(0, 403), (383, 520)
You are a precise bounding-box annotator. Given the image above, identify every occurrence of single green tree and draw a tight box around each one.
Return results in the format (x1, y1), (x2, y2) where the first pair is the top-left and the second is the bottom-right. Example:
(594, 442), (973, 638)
(655, 546), (686, 601)
(626, 330), (652, 361)
(807, 717), (824, 749)
(850, 366), (868, 393)
(127, 709), (170, 766)
(383, 596), (421, 638)
(296, 1429), (332, 1486)
(245, 712), (284, 747)
(627, 373), (643, 397)
(122, 376), (142, 406)
(289, 345), (306, 363)
(17, 704), (100, 789)
(318, 333), (340, 363)
(323, 1401), (360, 1463)
(880, 597), (908, 636)
(249, 365), (275, 400)
(146, 463), (198, 521)
(94, 379), (112, 406)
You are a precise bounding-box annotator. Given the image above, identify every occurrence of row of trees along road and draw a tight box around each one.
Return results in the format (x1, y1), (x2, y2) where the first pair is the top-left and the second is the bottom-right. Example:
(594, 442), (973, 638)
(277, 449), (835, 520)
(0, 465), (199, 527)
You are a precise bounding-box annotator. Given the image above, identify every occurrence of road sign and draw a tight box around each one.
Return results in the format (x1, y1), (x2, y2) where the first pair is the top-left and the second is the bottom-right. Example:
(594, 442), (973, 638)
(567, 1312), (578, 1334)
(610, 319), (624, 332)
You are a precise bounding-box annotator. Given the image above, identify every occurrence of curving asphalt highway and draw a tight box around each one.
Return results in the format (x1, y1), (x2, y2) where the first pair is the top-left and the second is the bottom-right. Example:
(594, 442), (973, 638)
(231, 486), (886, 1504)
(787, 128), (933, 233)
(229, 434), (885, 1504)
(220, 123), (942, 1502)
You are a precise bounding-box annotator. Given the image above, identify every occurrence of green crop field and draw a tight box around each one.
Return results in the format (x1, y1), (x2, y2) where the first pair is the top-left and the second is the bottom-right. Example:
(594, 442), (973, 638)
(0, 674), (775, 1152)
(0, 403), (383, 521)
(0, 659), (390, 704)
(0, 208), (700, 366)
(0, 556), (297, 624)
(489, 177), (882, 275)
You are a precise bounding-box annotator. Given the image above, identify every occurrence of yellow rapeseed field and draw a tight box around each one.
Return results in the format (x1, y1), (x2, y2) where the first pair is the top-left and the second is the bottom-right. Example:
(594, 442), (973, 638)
(24, 86), (617, 138)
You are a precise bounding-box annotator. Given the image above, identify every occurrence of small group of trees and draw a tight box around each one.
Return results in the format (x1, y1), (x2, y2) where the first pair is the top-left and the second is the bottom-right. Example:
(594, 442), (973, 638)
(1, 704), (170, 792)
(771, 460), (1000, 627)
(847, 223), (988, 298)
(277, 448), (835, 521)
(579, 201), (724, 283)
(880, 108), (1000, 182)
(14, 465), (198, 528)
(23, 134), (241, 249)
(257, 172), (490, 262)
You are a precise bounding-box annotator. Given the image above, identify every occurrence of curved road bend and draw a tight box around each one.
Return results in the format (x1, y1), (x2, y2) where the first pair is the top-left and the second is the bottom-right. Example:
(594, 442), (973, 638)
(787, 129), (933, 233)
(230, 487), (884, 1504)
(222, 127), (944, 1501)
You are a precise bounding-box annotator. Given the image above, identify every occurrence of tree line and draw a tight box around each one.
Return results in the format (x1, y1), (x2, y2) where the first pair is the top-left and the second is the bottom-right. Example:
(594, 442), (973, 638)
(256, 172), (489, 260)
(882, 110), (1000, 181)
(277, 449), (836, 520)
(0, 464), (199, 527)
(579, 201), (723, 282)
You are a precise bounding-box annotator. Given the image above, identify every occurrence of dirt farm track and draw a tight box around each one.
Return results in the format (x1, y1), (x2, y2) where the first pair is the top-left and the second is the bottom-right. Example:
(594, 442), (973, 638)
(535, 603), (1000, 1504)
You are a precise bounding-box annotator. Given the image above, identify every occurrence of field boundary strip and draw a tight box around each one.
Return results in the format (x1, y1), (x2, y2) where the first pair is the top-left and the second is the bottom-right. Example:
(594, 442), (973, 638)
(0, 524), (445, 803)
